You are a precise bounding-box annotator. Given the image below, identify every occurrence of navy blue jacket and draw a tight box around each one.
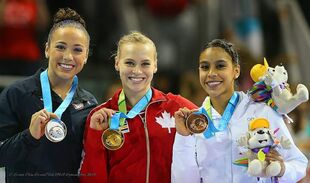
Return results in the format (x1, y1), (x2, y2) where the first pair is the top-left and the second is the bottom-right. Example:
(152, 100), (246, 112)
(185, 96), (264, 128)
(0, 68), (97, 183)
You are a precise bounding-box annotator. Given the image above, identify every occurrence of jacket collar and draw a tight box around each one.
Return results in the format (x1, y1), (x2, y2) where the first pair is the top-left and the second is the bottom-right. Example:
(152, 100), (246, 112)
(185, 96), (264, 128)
(201, 91), (250, 120)
(30, 67), (90, 103)
(110, 87), (167, 108)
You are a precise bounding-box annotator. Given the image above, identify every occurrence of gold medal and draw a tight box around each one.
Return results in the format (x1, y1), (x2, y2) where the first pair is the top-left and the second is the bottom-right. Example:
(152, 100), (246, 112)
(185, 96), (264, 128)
(101, 129), (125, 150)
(185, 113), (208, 134)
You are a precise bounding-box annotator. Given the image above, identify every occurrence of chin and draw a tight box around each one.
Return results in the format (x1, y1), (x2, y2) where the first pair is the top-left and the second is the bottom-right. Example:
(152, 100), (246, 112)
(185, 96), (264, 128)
(206, 88), (220, 96)
(58, 73), (74, 80)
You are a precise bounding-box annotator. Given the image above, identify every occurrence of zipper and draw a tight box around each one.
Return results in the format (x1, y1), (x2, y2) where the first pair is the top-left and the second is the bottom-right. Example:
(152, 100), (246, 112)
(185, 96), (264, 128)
(194, 140), (203, 183)
(228, 124), (233, 182)
(142, 116), (150, 183)
(142, 99), (166, 183)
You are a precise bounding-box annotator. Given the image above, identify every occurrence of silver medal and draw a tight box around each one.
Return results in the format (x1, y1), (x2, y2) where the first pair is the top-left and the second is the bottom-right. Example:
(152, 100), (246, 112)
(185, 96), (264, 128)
(45, 119), (67, 142)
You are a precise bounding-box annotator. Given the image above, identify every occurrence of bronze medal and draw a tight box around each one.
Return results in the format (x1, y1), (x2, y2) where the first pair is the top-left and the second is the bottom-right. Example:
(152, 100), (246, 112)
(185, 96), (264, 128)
(185, 113), (208, 134)
(101, 129), (125, 150)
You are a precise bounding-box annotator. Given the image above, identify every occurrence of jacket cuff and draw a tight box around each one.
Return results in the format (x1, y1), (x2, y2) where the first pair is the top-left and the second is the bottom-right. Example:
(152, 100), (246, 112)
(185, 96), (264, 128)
(22, 129), (40, 147)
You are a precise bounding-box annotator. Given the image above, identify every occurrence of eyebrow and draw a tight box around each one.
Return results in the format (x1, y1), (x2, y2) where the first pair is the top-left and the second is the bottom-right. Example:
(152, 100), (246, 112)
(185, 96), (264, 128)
(141, 59), (151, 62)
(199, 60), (209, 64)
(200, 59), (227, 63)
(215, 59), (227, 64)
(55, 41), (85, 47)
(124, 58), (151, 62)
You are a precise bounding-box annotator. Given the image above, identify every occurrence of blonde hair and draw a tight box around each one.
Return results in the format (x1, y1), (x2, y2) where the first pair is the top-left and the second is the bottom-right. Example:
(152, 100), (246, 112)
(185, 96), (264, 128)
(116, 31), (157, 60)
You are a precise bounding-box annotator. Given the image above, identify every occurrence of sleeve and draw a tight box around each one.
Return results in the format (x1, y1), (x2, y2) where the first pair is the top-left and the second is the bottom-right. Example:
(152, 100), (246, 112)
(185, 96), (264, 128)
(173, 94), (198, 110)
(171, 133), (201, 183)
(0, 87), (40, 167)
(79, 106), (109, 183)
(268, 110), (308, 182)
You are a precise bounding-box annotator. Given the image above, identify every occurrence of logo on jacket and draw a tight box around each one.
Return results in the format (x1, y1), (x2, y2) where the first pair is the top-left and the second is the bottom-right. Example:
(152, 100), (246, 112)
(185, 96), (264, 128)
(155, 111), (175, 133)
(72, 103), (84, 110)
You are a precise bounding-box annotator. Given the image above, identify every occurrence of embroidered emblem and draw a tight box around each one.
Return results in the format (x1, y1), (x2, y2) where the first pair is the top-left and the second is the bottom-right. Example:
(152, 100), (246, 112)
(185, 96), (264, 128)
(155, 111), (175, 133)
(72, 103), (84, 110)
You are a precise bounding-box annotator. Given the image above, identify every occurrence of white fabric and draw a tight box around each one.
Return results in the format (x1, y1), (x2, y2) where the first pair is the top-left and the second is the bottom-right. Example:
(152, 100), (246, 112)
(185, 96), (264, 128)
(172, 92), (308, 183)
(0, 167), (4, 183)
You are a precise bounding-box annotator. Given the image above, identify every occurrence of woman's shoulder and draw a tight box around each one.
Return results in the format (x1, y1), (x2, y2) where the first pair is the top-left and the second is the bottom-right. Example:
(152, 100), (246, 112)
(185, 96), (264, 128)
(89, 90), (121, 112)
(237, 91), (282, 118)
(161, 94), (197, 108)
(1, 74), (38, 96)
(77, 87), (96, 100)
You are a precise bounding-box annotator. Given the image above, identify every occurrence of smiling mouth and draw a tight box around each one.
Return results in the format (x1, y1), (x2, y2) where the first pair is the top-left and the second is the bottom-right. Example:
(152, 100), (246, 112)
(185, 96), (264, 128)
(129, 77), (145, 82)
(258, 139), (268, 143)
(206, 81), (222, 88)
(58, 63), (75, 70)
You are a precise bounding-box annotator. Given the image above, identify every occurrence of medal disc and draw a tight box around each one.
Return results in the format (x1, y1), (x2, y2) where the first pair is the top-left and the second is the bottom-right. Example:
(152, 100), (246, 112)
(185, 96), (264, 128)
(101, 129), (124, 150)
(185, 113), (208, 133)
(45, 119), (67, 143)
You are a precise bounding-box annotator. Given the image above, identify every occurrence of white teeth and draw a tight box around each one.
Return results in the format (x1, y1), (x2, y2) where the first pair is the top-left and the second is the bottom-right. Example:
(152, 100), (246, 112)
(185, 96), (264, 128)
(129, 77), (144, 82)
(207, 81), (221, 87)
(130, 77), (143, 82)
(59, 63), (74, 70)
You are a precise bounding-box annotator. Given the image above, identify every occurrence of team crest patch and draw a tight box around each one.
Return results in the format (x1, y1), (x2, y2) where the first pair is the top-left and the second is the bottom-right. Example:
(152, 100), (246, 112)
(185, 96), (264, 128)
(155, 111), (175, 133)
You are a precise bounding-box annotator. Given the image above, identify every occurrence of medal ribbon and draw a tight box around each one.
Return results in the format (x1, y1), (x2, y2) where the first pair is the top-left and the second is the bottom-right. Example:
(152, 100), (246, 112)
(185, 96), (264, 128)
(109, 88), (152, 130)
(196, 92), (239, 138)
(40, 69), (78, 122)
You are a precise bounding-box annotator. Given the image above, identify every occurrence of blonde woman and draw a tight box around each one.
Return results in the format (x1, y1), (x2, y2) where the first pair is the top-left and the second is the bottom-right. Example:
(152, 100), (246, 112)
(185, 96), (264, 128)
(80, 31), (197, 183)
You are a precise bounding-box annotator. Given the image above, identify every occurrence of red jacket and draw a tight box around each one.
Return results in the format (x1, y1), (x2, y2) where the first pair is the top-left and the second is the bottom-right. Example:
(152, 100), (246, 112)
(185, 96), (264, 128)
(80, 88), (197, 183)
(0, 0), (40, 61)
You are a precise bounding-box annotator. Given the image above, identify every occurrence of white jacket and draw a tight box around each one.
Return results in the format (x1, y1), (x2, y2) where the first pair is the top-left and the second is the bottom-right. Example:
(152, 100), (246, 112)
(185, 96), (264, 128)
(172, 92), (308, 183)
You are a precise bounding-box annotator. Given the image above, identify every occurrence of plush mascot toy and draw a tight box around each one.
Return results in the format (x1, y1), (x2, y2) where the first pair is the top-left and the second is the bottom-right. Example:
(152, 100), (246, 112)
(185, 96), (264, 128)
(237, 118), (291, 181)
(249, 58), (309, 121)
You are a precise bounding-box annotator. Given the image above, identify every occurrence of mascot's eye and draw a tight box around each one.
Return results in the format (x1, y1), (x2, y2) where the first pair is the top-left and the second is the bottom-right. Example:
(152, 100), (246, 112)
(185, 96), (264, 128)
(283, 72), (286, 75)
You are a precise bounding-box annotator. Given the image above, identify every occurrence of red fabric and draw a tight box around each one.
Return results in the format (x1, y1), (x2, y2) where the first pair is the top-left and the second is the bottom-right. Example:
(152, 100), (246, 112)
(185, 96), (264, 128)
(80, 88), (197, 183)
(147, 0), (188, 17)
(0, 0), (40, 61)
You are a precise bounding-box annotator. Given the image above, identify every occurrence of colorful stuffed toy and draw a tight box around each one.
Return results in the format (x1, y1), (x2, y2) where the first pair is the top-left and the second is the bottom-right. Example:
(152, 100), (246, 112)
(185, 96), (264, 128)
(237, 118), (291, 180)
(249, 58), (309, 121)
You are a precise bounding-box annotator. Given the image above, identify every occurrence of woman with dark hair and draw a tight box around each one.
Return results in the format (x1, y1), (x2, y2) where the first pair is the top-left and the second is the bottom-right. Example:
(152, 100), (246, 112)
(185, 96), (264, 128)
(0, 8), (97, 183)
(172, 39), (308, 183)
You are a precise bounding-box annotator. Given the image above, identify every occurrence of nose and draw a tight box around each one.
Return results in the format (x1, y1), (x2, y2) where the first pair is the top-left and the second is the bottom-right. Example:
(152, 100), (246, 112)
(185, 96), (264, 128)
(63, 50), (73, 61)
(257, 130), (265, 134)
(208, 66), (217, 77)
(132, 65), (142, 74)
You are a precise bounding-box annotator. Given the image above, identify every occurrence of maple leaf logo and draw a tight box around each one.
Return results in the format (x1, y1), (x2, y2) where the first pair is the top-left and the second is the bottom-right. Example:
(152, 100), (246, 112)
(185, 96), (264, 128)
(155, 111), (175, 133)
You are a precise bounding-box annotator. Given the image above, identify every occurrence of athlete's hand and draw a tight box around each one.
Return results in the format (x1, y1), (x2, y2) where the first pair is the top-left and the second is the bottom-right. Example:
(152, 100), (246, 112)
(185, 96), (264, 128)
(29, 109), (58, 139)
(174, 107), (194, 136)
(89, 108), (116, 131)
(266, 149), (285, 177)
